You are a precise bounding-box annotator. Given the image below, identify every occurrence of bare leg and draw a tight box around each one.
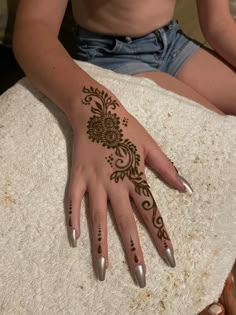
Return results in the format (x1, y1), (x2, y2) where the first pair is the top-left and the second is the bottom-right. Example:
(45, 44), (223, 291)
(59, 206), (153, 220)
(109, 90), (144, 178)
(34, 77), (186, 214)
(135, 71), (224, 115)
(177, 48), (236, 115)
(198, 273), (236, 315)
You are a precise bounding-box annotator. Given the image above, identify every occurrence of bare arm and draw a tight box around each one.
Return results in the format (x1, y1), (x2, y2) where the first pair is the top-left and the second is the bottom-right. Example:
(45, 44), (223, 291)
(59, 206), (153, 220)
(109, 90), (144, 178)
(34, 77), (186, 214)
(13, 0), (95, 119)
(13, 0), (188, 284)
(197, 0), (236, 68)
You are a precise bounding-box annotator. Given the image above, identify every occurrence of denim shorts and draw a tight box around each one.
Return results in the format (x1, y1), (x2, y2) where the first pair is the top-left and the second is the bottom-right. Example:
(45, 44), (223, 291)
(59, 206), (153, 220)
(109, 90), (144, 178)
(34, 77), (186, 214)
(74, 20), (200, 76)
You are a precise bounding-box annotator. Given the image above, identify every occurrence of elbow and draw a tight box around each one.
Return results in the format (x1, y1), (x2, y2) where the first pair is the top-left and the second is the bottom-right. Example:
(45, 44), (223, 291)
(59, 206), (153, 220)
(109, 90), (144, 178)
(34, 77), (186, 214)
(201, 16), (235, 44)
(12, 27), (23, 63)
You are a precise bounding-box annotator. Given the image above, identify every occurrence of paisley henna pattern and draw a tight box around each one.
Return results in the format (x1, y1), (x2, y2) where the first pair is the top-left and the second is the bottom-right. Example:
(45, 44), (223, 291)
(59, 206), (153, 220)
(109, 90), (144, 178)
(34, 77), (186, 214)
(82, 87), (170, 244)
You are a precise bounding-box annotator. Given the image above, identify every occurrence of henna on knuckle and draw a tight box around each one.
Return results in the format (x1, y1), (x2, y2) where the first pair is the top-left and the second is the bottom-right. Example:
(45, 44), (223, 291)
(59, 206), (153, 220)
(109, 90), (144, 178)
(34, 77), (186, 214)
(82, 86), (170, 247)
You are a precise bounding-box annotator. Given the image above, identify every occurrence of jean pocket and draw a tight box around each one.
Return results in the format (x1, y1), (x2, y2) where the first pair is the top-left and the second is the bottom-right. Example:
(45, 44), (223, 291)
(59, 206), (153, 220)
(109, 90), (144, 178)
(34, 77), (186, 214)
(77, 37), (122, 60)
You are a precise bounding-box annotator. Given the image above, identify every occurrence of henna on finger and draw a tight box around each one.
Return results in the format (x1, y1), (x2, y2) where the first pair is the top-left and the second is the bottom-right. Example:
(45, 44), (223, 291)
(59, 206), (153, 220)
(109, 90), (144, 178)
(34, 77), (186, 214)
(129, 237), (146, 287)
(68, 200), (77, 247)
(130, 237), (139, 263)
(95, 224), (106, 281)
(82, 86), (175, 266)
(168, 159), (193, 194)
(68, 200), (73, 227)
(97, 224), (102, 254)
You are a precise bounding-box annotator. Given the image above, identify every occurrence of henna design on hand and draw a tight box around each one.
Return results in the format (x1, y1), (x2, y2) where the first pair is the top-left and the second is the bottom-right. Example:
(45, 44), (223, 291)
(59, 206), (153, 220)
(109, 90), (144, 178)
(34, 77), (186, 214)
(122, 118), (129, 127)
(82, 87), (170, 244)
(130, 237), (139, 263)
(98, 224), (102, 254)
(168, 158), (179, 174)
(68, 201), (72, 227)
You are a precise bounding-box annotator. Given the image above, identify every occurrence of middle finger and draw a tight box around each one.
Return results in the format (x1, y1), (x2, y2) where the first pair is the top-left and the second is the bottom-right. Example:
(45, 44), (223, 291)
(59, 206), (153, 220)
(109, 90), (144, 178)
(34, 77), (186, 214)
(109, 187), (146, 288)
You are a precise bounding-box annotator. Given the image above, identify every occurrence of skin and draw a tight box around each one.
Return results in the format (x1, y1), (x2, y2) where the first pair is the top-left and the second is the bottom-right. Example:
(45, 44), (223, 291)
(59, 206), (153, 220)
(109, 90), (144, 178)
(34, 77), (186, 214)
(13, 0), (236, 313)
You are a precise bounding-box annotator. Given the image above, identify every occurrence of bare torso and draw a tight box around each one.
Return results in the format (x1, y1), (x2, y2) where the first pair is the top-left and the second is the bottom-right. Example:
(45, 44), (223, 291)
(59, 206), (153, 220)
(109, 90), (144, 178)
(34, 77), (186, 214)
(71, 0), (177, 37)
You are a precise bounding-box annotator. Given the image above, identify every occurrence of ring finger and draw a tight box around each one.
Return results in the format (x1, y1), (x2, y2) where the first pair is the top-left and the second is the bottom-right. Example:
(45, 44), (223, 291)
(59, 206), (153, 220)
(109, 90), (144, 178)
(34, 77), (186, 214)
(109, 187), (146, 288)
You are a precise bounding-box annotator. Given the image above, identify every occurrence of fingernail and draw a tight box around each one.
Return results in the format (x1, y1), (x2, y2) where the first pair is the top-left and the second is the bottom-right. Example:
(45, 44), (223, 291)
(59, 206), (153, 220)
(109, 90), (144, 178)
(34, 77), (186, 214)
(226, 273), (234, 287)
(177, 175), (193, 194)
(134, 265), (146, 288)
(71, 229), (77, 247)
(208, 304), (223, 315)
(231, 274), (234, 284)
(97, 256), (106, 281)
(162, 248), (176, 268)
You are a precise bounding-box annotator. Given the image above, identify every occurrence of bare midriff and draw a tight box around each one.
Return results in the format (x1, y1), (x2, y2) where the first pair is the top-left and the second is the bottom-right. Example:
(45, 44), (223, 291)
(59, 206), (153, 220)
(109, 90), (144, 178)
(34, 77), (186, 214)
(71, 0), (177, 37)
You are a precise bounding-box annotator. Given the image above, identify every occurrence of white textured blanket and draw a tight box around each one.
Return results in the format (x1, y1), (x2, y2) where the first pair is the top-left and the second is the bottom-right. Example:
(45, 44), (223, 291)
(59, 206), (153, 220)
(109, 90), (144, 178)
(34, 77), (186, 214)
(0, 62), (236, 315)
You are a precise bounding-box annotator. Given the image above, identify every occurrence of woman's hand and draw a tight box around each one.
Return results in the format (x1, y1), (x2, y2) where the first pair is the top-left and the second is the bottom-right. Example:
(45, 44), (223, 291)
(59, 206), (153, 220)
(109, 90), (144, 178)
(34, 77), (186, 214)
(67, 84), (192, 287)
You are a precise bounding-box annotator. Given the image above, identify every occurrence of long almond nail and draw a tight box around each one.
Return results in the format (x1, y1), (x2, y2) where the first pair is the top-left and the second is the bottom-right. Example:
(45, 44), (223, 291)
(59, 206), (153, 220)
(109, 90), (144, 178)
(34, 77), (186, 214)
(97, 256), (106, 281)
(162, 248), (176, 268)
(134, 265), (146, 288)
(71, 229), (77, 247)
(208, 304), (223, 315)
(177, 175), (193, 194)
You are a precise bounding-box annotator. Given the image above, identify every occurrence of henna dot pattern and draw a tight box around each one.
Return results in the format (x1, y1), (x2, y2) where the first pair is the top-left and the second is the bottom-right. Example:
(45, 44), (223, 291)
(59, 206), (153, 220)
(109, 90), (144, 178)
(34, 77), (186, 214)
(130, 237), (139, 263)
(122, 118), (129, 127)
(105, 154), (114, 168)
(98, 225), (102, 254)
(82, 86), (170, 246)
(68, 201), (72, 227)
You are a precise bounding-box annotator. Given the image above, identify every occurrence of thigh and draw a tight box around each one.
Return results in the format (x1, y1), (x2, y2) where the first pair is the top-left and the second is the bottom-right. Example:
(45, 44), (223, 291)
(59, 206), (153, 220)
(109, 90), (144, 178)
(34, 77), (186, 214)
(176, 47), (236, 115)
(135, 71), (224, 115)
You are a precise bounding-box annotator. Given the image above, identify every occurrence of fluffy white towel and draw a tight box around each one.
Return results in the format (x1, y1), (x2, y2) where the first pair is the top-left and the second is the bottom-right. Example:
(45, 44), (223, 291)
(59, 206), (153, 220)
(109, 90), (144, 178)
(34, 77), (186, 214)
(0, 62), (235, 315)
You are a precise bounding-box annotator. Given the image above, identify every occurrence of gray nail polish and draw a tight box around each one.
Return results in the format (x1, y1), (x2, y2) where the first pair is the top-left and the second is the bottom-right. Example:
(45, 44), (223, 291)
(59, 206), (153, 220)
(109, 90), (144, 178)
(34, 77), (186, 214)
(162, 248), (176, 268)
(134, 265), (146, 288)
(177, 175), (193, 194)
(71, 229), (77, 248)
(97, 256), (106, 281)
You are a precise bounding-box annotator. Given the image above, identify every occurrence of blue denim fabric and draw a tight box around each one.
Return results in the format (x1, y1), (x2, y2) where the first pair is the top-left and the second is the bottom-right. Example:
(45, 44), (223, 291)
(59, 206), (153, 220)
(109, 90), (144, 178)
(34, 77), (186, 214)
(74, 21), (199, 76)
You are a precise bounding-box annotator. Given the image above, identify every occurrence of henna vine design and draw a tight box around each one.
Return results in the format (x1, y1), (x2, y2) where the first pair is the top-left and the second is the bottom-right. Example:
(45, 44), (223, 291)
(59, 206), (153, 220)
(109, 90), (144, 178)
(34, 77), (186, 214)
(98, 224), (102, 254)
(68, 200), (72, 227)
(82, 87), (170, 244)
(130, 237), (139, 263)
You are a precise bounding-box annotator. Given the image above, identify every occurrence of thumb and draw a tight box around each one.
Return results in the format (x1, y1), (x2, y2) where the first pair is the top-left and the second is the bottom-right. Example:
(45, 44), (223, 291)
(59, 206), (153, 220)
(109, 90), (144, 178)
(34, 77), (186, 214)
(222, 273), (235, 314)
(144, 137), (193, 193)
(201, 303), (225, 315)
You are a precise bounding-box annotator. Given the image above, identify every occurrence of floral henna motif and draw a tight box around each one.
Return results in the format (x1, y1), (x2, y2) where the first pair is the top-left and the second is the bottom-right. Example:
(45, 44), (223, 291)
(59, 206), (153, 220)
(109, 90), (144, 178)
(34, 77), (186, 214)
(82, 87), (170, 244)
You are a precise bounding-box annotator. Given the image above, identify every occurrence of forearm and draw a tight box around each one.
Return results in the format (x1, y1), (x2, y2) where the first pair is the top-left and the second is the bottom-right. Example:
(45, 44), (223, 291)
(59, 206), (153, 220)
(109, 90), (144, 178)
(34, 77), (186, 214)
(205, 19), (236, 68)
(13, 23), (94, 117)
(197, 0), (236, 68)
